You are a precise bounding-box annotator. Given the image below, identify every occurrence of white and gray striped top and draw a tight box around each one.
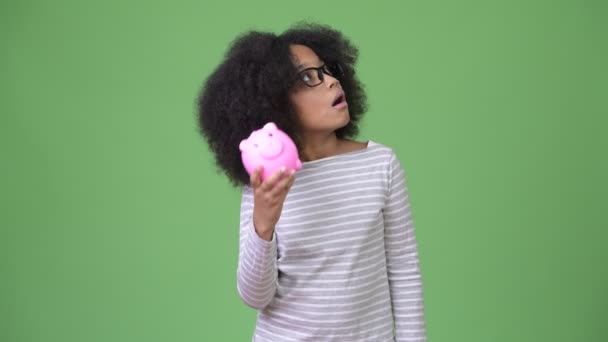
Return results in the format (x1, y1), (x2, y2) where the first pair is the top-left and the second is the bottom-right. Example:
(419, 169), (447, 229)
(237, 141), (427, 342)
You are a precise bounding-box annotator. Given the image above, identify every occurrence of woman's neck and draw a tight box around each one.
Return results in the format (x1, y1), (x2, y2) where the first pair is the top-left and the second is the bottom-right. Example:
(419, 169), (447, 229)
(298, 133), (366, 162)
(299, 133), (341, 162)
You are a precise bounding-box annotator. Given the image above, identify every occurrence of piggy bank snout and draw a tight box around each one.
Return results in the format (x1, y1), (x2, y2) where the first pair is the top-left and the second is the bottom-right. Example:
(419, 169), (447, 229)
(259, 139), (283, 158)
(240, 137), (284, 159)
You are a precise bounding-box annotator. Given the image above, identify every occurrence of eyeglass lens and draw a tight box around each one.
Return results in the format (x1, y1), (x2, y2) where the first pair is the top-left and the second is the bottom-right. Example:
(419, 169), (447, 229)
(302, 64), (339, 86)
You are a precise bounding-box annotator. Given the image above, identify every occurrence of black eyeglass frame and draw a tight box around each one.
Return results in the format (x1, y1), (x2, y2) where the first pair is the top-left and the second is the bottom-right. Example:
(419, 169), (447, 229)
(296, 63), (344, 87)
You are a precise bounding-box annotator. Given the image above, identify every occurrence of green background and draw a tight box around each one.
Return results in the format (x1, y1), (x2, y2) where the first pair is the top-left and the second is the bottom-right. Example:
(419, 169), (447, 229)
(1, 0), (606, 341)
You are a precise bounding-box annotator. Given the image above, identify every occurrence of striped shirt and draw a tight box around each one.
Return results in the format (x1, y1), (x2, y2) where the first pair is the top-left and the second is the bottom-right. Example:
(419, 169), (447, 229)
(237, 141), (427, 342)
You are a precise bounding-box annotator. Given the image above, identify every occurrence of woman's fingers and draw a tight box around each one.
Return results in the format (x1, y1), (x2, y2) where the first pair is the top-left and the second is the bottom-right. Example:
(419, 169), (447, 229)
(259, 167), (287, 192)
(253, 166), (296, 200)
(250, 166), (263, 188)
(269, 170), (296, 198)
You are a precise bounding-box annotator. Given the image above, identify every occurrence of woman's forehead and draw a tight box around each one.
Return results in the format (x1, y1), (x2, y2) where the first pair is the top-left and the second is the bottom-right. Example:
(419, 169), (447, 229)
(289, 44), (322, 70)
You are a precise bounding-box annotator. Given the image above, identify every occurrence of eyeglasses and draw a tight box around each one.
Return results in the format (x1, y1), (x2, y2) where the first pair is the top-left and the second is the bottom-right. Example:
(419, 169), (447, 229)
(297, 63), (344, 87)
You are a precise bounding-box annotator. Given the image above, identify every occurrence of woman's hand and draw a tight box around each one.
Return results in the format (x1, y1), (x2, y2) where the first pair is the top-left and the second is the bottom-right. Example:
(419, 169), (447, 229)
(251, 166), (296, 241)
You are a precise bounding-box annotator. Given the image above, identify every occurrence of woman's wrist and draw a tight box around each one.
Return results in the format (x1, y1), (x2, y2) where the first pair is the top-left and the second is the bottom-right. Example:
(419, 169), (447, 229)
(256, 229), (274, 241)
(253, 219), (275, 241)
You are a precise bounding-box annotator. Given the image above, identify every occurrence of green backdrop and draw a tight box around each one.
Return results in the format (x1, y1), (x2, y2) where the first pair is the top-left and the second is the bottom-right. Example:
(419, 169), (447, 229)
(1, 0), (606, 341)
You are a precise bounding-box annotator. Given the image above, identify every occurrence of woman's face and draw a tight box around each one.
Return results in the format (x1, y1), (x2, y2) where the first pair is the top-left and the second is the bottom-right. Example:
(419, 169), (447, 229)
(288, 44), (349, 138)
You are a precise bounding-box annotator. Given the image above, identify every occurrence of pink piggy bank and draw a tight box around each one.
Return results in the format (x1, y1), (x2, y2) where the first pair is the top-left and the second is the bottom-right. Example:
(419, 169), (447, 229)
(239, 122), (302, 181)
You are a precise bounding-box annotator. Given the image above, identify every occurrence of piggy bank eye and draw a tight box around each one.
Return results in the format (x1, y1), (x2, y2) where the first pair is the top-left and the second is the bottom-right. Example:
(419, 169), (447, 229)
(268, 133), (273, 137)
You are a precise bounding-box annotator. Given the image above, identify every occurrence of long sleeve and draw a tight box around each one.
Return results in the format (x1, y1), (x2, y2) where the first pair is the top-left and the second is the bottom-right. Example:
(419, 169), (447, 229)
(383, 153), (427, 341)
(236, 186), (278, 310)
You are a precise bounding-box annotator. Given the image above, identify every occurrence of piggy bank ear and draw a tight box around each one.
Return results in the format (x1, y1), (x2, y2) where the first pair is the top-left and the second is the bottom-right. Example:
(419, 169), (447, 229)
(239, 140), (249, 152)
(263, 122), (278, 131)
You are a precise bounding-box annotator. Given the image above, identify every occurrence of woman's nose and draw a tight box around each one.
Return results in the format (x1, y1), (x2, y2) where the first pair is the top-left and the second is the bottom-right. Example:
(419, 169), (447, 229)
(325, 74), (340, 88)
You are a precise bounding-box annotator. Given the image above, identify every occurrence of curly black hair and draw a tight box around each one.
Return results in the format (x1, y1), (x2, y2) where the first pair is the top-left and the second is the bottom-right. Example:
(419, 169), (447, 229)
(196, 22), (368, 187)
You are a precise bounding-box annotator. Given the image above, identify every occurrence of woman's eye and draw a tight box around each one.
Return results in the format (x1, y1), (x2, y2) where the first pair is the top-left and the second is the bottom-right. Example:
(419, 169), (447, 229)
(301, 72), (312, 82)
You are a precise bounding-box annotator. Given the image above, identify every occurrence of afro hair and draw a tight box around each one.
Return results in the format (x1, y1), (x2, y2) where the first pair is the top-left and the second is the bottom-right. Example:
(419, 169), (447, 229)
(196, 22), (368, 187)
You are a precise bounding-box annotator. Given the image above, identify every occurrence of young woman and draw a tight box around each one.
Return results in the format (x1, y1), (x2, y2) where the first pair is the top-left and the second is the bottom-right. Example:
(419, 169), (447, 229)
(197, 22), (427, 342)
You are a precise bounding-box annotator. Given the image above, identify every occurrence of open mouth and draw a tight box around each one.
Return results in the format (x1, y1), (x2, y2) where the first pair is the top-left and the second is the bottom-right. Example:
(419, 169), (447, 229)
(332, 93), (347, 107)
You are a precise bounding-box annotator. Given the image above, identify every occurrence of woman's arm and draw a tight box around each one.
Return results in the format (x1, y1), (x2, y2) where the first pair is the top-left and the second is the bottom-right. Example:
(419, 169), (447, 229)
(383, 152), (427, 341)
(236, 167), (295, 310)
(236, 186), (278, 310)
